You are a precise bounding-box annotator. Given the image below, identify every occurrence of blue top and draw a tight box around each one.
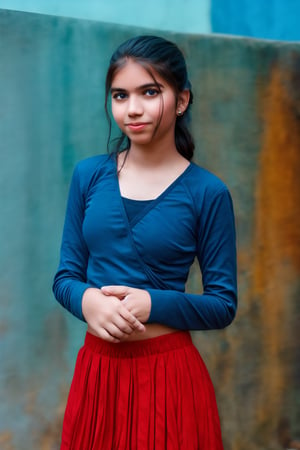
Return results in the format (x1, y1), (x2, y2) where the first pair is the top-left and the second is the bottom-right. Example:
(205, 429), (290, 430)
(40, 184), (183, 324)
(52, 153), (237, 330)
(122, 197), (154, 223)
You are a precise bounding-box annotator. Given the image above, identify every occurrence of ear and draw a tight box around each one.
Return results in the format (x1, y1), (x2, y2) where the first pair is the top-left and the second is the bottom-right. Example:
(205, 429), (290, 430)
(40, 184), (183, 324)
(176, 89), (190, 116)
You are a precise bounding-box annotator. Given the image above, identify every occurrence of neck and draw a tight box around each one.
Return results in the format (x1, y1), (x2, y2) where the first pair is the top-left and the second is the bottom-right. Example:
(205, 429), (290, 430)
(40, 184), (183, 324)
(126, 140), (183, 169)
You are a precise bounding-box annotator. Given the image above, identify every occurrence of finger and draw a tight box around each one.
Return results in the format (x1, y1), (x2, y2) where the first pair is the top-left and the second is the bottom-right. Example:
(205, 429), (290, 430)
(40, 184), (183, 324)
(97, 328), (120, 343)
(121, 299), (135, 315)
(122, 295), (129, 304)
(106, 323), (131, 340)
(120, 308), (145, 332)
(101, 285), (129, 297)
(113, 316), (135, 335)
(132, 318), (145, 332)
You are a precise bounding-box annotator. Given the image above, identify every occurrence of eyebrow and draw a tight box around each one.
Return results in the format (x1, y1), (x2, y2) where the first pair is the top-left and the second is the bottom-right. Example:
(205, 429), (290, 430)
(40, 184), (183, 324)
(110, 83), (164, 93)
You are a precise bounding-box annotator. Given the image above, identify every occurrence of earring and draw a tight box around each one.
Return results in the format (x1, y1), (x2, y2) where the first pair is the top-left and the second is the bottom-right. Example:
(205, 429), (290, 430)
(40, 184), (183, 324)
(177, 110), (183, 116)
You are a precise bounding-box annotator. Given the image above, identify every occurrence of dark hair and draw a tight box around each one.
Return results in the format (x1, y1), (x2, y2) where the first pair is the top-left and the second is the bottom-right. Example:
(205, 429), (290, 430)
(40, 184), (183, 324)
(105, 35), (194, 161)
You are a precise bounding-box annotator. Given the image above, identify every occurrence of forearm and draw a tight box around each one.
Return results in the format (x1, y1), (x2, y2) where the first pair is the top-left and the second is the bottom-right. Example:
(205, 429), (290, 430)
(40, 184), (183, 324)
(147, 288), (237, 330)
(52, 270), (94, 321)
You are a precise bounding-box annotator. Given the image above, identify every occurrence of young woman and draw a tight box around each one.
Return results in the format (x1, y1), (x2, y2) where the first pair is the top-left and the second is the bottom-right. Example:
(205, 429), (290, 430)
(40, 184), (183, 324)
(53, 35), (237, 450)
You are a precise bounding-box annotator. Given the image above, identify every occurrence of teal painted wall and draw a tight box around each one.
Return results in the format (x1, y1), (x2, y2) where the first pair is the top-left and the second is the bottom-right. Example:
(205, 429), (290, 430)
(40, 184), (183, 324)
(212, 0), (300, 41)
(1, 8), (300, 450)
(0, 0), (211, 33)
(2, 0), (299, 40)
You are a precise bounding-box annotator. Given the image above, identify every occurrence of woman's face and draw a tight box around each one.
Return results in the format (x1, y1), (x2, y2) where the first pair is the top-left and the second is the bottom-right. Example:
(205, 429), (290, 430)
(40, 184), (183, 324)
(110, 59), (179, 149)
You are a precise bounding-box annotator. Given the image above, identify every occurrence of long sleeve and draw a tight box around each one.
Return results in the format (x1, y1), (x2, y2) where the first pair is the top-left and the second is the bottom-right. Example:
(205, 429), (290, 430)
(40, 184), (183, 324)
(52, 164), (94, 321)
(147, 187), (237, 330)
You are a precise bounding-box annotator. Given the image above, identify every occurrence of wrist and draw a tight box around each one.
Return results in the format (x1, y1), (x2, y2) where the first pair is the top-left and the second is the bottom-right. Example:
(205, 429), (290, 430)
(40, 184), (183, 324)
(82, 287), (101, 318)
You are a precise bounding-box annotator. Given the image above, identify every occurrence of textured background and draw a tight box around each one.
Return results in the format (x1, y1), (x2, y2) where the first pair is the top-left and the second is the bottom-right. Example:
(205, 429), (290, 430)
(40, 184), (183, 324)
(0, 9), (299, 450)
(1, 0), (300, 40)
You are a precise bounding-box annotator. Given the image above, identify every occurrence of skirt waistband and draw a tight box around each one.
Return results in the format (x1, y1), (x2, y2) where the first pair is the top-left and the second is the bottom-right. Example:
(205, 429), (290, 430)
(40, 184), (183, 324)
(84, 330), (192, 358)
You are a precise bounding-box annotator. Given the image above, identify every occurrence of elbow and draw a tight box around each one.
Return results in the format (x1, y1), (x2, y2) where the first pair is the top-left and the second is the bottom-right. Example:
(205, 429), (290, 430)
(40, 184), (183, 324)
(52, 272), (64, 305)
(220, 293), (237, 328)
(52, 280), (62, 310)
(52, 278), (57, 300)
(222, 306), (236, 328)
(52, 277), (57, 296)
(52, 274), (59, 300)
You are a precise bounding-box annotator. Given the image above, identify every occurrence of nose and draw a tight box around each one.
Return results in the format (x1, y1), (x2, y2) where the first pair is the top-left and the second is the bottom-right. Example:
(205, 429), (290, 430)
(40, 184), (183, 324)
(127, 94), (143, 116)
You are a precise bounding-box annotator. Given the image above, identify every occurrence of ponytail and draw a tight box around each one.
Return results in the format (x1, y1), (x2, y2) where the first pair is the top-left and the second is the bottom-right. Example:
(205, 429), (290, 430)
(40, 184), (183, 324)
(175, 88), (194, 161)
(175, 116), (194, 161)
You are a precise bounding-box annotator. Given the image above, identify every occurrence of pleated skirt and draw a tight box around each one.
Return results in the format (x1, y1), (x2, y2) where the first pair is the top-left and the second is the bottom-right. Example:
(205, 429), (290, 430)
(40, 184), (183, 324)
(60, 331), (224, 450)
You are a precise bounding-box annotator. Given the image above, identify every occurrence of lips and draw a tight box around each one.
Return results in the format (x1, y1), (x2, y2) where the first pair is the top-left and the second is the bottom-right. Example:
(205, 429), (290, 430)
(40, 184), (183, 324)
(126, 122), (149, 131)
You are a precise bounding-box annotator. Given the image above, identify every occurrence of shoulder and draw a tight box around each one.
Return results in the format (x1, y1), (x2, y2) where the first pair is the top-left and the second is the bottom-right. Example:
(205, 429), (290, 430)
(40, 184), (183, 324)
(180, 162), (235, 220)
(182, 164), (236, 239)
(185, 161), (230, 197)
(75, 153), (112, 176)
(73, 153), (115, 193)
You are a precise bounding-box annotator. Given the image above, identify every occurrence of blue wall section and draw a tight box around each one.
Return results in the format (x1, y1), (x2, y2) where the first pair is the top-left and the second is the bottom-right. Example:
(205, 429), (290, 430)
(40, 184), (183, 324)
(212, 0), (300, 41)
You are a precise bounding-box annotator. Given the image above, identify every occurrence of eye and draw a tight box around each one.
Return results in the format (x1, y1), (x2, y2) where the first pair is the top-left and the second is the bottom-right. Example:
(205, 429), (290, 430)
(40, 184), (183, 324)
(144, 88), (159, 97)
(112, 92), (127, 100)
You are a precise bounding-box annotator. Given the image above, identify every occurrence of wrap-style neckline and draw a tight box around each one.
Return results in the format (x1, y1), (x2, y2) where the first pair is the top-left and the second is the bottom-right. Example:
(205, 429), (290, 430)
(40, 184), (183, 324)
(112, 157), (193, 227)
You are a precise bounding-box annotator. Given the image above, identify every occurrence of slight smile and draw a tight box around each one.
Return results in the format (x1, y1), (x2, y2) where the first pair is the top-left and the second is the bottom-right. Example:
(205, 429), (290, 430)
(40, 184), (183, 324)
(126, 122), (150, 131)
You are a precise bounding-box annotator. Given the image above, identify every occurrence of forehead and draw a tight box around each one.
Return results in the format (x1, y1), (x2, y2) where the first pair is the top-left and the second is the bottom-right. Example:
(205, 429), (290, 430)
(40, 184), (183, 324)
(111, 59), (165, 88)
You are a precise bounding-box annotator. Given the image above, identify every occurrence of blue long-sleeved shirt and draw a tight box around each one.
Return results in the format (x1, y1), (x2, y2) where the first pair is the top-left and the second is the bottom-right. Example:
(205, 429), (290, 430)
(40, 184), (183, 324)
(53, 153), (237, 330)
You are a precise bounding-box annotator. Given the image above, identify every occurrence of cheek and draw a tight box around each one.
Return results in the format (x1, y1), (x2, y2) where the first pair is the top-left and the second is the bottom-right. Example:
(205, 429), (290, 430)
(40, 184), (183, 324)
(146, 98), (166, 125)
(111, 104), (123, 126)
(160, 98), (177, 124)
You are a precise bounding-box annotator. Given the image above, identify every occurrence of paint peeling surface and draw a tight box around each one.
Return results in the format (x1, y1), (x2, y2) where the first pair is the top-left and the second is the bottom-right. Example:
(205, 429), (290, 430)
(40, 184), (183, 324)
(0, 9), (299, 450)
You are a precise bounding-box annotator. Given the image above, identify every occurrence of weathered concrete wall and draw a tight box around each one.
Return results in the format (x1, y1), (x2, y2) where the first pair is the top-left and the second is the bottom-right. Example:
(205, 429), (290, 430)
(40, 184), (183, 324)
(0, 9), (299, 450)
(0, 0), (211, 33)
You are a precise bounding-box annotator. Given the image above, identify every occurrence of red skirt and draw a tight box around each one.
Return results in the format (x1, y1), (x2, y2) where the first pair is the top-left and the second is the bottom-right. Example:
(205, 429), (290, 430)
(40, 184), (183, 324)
(61, 331), (224, 450)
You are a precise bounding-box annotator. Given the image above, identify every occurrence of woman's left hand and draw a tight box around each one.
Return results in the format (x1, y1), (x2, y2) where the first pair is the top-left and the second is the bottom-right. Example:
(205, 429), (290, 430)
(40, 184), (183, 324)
(101, 285), (151, 323)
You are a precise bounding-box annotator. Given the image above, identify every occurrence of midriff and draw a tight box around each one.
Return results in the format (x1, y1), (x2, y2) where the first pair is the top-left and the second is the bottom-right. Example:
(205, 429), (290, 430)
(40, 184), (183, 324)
(87, 323), (177, 342)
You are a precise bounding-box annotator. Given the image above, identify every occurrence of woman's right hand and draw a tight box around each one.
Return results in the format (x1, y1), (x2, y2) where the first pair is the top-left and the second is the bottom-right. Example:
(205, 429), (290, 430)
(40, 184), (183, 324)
(82, 288), (145, 343)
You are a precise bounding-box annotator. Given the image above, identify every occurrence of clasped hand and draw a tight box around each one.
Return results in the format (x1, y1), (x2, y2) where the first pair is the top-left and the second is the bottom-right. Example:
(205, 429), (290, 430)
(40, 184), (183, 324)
(82, 286), (151, 343)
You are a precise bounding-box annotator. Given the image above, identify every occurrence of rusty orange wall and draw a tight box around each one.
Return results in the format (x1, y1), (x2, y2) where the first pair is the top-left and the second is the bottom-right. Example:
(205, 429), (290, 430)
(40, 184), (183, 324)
(0, 9), (299, 450)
